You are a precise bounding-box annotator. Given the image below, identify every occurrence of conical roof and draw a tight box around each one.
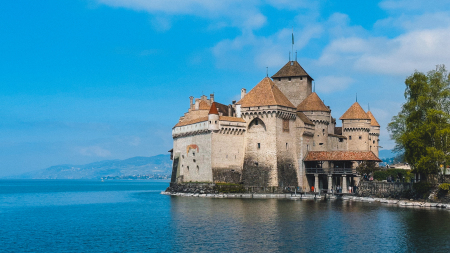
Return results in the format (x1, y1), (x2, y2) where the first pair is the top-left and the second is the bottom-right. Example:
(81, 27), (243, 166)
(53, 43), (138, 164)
(271, 61), (313, 79)
(339, 102), (370, 120)
(297, 92), (330, 112)
(236, 77), (295, 108)
(208, 102), (219, 115)
(367, 111), (380, 127)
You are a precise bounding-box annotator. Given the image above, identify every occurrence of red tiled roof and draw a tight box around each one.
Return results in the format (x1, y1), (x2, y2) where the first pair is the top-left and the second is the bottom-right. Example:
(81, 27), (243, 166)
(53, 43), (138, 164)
(173, 117), (208, 127)
(198, 100), (210, 110)
(236, 77), (295, 108)
(297, 92), (330, 112)
(271, 61), (313, 79)
(209, 102), (219, 115)
(367, 111), (380, 127)
(219, 116), (246, 123)
(304, 151), (381, 162)
(340, 102), (370, 120)
(297, 112), (314, 125)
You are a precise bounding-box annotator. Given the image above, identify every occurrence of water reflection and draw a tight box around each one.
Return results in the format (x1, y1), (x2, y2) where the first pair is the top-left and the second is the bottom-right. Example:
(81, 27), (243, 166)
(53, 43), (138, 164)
(169, 197), (450, 252)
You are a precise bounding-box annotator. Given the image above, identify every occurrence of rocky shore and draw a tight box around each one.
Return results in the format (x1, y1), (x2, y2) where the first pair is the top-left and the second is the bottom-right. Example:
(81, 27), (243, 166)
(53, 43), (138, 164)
(161, 191), (450, 210)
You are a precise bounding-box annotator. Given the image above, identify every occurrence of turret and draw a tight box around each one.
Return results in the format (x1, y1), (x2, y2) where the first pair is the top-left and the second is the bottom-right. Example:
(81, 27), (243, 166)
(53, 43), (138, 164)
(340, 102), (371, 151)
(208, 102), (220, 131)
(297, 92), (331, 151)
(367, 111), (380, 157)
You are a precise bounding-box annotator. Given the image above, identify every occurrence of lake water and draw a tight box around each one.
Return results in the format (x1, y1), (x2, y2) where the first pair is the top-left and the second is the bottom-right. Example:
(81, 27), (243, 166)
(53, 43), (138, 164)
(1, 180), (450, 252)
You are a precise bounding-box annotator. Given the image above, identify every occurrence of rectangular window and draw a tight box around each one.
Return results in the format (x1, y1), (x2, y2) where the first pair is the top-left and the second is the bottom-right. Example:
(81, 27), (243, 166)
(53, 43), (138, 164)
(283, 119), (289, 132)
(286, 143), (288, 150)
(359, 136), (362, 140)
(349, 136), (352, 140)
(257, 143), (261, 149)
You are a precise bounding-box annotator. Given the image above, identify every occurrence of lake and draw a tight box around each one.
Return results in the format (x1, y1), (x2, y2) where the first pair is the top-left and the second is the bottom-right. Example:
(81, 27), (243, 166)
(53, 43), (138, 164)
(1, 180), (449, 252)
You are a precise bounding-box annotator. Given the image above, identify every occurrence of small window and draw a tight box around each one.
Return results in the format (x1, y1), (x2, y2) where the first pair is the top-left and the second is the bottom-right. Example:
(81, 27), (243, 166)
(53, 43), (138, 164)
(286, 143), (288, 150)
(209, 121), (211, 124)
(187, 166), (190, 170)
(196, 165), (199, 170)
(300, 77), (303, 80)
(257, 143), (261, 149)
(255, 120), (259, 125)
(283, 119), (289, 132)
(373, 140), (375, 144)
(182, 155), (184, 159)
(359, 136), (362, 140)
(339, 138), (343, 142)
(349, 136), (352, 140)
(193, 152), (195, 156)
(278, 78), (281, 81)
(319, 143), (323, 145)
(193, 159), (196, 163)
(288, 77), (292, 81)
(215, 121), (217, 124)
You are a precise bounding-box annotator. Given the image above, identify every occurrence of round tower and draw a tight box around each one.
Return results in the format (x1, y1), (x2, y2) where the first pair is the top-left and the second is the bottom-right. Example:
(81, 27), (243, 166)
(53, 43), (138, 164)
(339, 102), (371, 151)
(367, 111), (380, 157)
(208, 102), (220, 131)
(297, 92), (331, 151)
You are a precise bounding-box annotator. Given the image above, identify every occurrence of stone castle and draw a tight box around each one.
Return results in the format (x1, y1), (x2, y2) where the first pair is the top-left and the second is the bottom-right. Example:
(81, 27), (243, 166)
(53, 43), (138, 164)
(169, 60), (381, 193)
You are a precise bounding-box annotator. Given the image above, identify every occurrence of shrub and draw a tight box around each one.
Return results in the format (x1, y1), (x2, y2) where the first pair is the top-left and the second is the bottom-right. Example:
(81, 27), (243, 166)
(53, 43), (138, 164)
(413, 181), (432, 199)
(373, 169), (413, 182)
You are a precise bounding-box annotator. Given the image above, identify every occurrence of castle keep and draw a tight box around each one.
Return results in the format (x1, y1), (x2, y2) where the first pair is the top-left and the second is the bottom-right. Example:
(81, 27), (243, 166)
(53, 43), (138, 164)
(169, 60), (381, 193)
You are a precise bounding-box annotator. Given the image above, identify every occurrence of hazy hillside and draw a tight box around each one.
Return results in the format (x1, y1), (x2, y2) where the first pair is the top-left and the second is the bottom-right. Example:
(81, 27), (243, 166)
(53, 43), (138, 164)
(8, 155), (172, 179)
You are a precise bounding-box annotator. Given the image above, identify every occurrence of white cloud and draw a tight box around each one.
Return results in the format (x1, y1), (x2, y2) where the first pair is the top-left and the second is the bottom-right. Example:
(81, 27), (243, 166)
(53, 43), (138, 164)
(79, 146), (111, 157)
(315, 76), (354, 94)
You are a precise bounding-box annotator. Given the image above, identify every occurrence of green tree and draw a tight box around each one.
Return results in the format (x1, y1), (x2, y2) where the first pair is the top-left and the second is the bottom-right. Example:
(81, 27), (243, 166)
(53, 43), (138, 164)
(356, 161), (378, 179)
(388, 65), (450, 178)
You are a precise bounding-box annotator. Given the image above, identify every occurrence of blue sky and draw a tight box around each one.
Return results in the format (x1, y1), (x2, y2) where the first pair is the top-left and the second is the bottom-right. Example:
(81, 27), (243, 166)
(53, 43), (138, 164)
(1, 0), (450, 177)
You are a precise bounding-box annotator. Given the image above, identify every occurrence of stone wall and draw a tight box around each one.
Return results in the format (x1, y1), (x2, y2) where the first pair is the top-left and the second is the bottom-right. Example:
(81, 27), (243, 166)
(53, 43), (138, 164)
(172, 132), (212, 182)
(357, 181), (413, 198)
(273, 76), (312, 107)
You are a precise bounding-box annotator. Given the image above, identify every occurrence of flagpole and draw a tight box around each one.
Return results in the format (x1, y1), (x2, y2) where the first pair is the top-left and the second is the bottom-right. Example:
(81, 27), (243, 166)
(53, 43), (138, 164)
(291, 27), (294, 62)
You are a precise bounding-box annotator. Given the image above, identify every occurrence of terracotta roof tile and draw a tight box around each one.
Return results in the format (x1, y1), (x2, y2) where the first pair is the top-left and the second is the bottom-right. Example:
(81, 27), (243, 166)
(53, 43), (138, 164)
(208, 102), (219, 115)
(271, 61), (313, 79)
(297, 92), (330, 112)
(236, 77), (295, 108)
(296, 112), (314, 125)
(174, 117), (208, 128)
(339, 102), (370, 120)
(219, 116), (246, 123)
(304, 151), (381, 162)
(198, 100), (210, 110)
(367, 111), (380, 127)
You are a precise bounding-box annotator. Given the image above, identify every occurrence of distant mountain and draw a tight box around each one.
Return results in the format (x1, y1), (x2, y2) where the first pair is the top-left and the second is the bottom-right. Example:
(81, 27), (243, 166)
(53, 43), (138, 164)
(7, 155), (172, 179)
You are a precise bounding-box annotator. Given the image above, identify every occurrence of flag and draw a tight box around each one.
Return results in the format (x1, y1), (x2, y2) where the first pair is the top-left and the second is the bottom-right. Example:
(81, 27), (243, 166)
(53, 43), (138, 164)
(292, 33), (294, 44)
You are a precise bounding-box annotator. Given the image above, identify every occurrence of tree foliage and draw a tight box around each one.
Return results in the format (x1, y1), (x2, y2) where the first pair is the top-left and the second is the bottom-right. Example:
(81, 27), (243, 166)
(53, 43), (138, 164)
(356, 161), (378, 177)
(388, 65), (450, 176)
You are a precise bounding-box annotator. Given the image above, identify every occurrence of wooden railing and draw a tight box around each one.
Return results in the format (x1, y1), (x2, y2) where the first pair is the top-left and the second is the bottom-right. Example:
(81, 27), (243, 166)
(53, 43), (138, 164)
(305, 168), (356, 174)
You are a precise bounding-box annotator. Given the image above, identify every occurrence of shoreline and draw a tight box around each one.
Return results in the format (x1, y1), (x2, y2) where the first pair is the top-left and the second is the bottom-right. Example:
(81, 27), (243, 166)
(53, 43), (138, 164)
(161, 191), (450, 209)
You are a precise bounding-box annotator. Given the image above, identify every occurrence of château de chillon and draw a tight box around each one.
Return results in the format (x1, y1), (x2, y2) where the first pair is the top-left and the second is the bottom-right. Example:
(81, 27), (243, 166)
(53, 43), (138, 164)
(168, 57), (381, 193)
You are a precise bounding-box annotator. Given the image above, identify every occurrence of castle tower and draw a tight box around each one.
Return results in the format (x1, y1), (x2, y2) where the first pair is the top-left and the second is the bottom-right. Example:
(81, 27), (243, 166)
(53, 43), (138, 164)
(297, 92), (331, 151)
(208, 102), (220, 131)
(271, 60), (313, 107)
(236, 77), (298, 188)
(367, 111), (380, 157)
(339, 102), (371, 151)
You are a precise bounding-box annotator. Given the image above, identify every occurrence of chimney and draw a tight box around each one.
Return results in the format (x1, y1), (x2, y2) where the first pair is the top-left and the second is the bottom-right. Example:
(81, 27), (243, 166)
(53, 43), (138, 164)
(241, 88), (246, 99)
(189, 96), (194, 109)
(210, 94), (214, 103)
